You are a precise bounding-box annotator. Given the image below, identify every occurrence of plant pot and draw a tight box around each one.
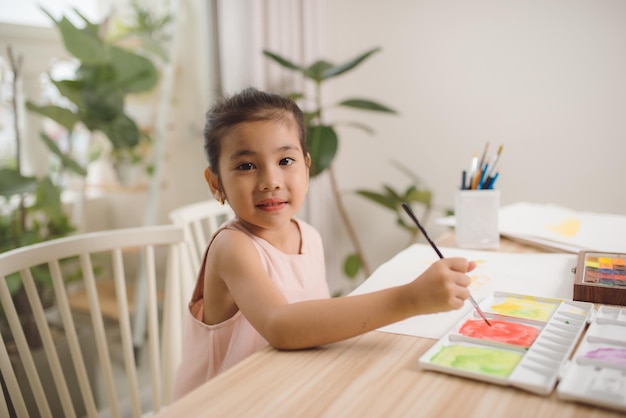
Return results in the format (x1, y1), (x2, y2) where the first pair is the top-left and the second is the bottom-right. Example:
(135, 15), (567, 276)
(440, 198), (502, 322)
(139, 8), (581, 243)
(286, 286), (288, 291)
(113, 156), (144, 187)
(1, 321), (96, 418)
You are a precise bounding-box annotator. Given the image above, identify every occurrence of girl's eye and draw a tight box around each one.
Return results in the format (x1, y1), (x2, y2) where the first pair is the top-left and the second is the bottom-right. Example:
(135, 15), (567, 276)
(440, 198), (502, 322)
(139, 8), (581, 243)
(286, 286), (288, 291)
(236, 162), (255, 171)
(279, 157), (295, 166)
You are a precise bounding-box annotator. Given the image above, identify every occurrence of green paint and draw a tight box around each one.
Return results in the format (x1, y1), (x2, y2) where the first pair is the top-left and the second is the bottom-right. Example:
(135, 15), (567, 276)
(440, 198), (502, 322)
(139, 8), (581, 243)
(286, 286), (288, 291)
(430, 345), (522, 378)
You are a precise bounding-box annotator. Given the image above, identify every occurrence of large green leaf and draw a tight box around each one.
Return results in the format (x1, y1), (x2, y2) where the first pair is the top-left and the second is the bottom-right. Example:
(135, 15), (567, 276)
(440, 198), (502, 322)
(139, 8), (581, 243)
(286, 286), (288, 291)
(81, 87), (125, 122)
(50, 79), (84, 107)
(76, 64), (116, 88)
(0, 169), (38, 197)
(262, 50), (303, 72)
(110, 46), (158, 93)
(30, 178), (75, 244)
(338, 98), (396, 113)
(307, 125), (338, 177)
(32, 177), (66, 221)
(99, 114), (140, 150)
(263, 47), (382, 83)
(25, 103), (79, 131)
(405, 187), (432, 206)
(382, 185), (403, 202)
(355, 190), (397, 211)
(44, 9), (108, 65)
(303, 60), (334, 82)
(320, 47), (381, 80)
(72, 8), (101, 38)
(40, 133), (87, 176)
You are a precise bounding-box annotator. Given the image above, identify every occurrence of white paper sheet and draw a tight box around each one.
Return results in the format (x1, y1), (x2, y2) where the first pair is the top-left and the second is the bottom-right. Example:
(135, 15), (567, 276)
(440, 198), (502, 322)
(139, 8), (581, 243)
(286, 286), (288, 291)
(436, 202), (626, 254)
(350, 244), (577, 339)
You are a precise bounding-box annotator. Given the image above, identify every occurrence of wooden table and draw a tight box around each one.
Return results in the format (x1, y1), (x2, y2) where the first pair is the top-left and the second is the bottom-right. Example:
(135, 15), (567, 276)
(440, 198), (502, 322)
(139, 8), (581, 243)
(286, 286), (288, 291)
(157, 238), (623, 417)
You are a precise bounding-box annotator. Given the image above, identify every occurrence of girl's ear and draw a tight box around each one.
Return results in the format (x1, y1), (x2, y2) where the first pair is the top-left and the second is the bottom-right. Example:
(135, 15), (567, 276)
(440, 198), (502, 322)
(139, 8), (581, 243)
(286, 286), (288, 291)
(205, 167), (225, 204)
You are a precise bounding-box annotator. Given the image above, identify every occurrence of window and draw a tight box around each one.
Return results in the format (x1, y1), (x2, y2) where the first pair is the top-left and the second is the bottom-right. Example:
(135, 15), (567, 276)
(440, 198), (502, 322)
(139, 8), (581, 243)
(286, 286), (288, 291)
(0, 0), (101, 27)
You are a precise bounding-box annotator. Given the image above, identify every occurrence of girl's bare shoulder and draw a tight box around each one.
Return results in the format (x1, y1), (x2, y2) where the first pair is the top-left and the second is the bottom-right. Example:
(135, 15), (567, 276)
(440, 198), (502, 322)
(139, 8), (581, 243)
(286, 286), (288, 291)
(208, 227), (260, 266)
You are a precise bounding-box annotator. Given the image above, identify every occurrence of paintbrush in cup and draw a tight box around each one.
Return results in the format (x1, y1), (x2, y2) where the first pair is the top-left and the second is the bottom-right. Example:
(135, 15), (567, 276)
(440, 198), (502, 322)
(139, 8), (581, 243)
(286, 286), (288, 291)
(401, 202), (492, 326)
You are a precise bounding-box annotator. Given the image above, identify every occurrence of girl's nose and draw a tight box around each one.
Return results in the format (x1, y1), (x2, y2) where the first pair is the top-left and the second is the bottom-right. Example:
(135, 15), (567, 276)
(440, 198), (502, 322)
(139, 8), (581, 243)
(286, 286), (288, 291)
(258, 167), (282, 191)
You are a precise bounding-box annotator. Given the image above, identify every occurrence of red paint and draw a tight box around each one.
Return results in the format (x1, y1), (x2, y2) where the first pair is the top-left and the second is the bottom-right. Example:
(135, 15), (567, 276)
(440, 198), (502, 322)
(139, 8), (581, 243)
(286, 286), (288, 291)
(458, 319), (539, 347)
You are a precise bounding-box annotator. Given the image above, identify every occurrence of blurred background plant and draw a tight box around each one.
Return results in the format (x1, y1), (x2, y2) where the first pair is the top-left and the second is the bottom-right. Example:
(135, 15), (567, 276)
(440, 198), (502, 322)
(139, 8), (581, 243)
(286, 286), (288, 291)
(0, 1), (172, 347)
(25, 3), (169, 186)
(0, 46), (75, 347)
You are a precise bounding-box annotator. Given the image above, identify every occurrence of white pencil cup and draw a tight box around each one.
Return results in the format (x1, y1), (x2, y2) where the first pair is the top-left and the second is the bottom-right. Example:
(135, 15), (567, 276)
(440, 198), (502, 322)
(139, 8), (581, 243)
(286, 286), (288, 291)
(455, 189), (500, 250)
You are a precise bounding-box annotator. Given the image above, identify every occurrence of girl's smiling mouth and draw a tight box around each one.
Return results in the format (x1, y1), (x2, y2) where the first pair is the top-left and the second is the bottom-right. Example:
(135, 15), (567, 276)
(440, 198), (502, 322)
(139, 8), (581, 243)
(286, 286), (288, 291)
(256, 198), (287, 211)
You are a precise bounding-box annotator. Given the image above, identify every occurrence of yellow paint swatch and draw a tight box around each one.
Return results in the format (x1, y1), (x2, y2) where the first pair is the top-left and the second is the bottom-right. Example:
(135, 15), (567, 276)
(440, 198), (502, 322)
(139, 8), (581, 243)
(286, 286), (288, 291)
(491, 297), (557, 322)
(545, 218), (580, 237)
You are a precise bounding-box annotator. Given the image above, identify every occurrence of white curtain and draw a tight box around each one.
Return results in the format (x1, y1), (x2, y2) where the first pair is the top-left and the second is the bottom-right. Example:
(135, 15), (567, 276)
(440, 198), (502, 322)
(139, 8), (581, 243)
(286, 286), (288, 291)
(216, 0), (330, 94)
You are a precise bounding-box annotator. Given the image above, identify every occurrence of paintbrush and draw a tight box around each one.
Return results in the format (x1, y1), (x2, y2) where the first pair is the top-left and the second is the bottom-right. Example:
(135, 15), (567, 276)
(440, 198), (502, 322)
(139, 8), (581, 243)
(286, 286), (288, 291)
(485, 144), (503, 180)
(401, 202), (492, 326)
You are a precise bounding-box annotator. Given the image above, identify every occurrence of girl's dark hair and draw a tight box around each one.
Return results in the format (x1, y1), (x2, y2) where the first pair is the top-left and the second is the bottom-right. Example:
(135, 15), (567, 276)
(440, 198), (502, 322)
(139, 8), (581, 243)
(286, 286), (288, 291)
(204, 87), (307, 174)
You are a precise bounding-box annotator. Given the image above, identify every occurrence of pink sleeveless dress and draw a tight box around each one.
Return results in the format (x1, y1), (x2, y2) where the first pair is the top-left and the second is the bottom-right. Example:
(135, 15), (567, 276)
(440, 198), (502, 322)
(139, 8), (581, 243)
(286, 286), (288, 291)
(171, 217), (330, 400)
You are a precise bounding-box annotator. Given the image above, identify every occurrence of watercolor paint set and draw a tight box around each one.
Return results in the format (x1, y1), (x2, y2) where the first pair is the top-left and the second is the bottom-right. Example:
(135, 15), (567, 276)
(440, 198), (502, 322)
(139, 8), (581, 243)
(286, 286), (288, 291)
(419, 291), (593, 395)
(419, 291), (626, 413)
(573, 251), (626, 306)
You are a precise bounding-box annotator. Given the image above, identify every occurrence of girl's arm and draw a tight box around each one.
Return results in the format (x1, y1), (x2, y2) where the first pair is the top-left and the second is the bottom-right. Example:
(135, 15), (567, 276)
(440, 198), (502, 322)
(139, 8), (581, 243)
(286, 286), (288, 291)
(208, 229), (475, 350)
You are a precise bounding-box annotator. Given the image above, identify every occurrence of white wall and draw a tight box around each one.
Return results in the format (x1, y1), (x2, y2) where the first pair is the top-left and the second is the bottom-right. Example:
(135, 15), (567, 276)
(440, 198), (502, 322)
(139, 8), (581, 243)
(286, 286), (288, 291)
(322, 0), (626, 271)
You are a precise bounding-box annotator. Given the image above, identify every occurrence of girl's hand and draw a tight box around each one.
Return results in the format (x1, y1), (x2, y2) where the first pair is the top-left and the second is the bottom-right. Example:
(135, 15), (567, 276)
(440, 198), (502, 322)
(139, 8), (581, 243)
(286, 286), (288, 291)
(406, 257), (477, 314)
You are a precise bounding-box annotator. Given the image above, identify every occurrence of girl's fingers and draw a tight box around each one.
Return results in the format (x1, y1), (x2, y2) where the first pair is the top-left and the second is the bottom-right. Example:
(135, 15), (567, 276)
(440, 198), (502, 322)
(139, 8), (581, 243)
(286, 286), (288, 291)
(441, 257), (474, 273)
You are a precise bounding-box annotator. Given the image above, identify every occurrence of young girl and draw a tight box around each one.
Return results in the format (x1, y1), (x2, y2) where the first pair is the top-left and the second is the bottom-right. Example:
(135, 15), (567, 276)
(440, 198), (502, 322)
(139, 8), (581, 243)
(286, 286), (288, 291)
(172, 88), (476, 399)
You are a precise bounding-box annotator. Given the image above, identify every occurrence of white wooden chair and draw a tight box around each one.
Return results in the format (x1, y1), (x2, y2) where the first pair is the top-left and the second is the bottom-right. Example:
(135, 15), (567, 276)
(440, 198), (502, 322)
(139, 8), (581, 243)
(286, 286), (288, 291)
(169, 200), (234, 300)
(0, 225), (186, 418)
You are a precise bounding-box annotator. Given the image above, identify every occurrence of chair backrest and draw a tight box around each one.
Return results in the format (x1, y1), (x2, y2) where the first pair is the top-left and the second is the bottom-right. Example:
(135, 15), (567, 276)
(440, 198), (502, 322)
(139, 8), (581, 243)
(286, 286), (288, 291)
(0, 225), (186, 418)
(168, 200), (234, 297)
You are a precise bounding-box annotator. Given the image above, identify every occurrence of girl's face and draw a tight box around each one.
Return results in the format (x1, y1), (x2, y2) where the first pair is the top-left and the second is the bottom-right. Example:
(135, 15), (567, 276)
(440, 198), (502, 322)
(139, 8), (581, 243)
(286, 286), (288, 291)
(208, 117), (310, 237)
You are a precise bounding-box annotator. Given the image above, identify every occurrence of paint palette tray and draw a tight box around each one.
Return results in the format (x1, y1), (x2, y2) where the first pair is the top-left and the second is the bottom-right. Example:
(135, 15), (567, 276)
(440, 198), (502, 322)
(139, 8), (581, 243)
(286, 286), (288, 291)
(419, 291), (594, 395)
(557, 305), (626, 412)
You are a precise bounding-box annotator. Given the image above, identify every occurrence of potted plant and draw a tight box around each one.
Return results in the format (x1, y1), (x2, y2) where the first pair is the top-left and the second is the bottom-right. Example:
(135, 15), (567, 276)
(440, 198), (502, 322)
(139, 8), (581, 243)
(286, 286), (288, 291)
(25, 8), (160, 185)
